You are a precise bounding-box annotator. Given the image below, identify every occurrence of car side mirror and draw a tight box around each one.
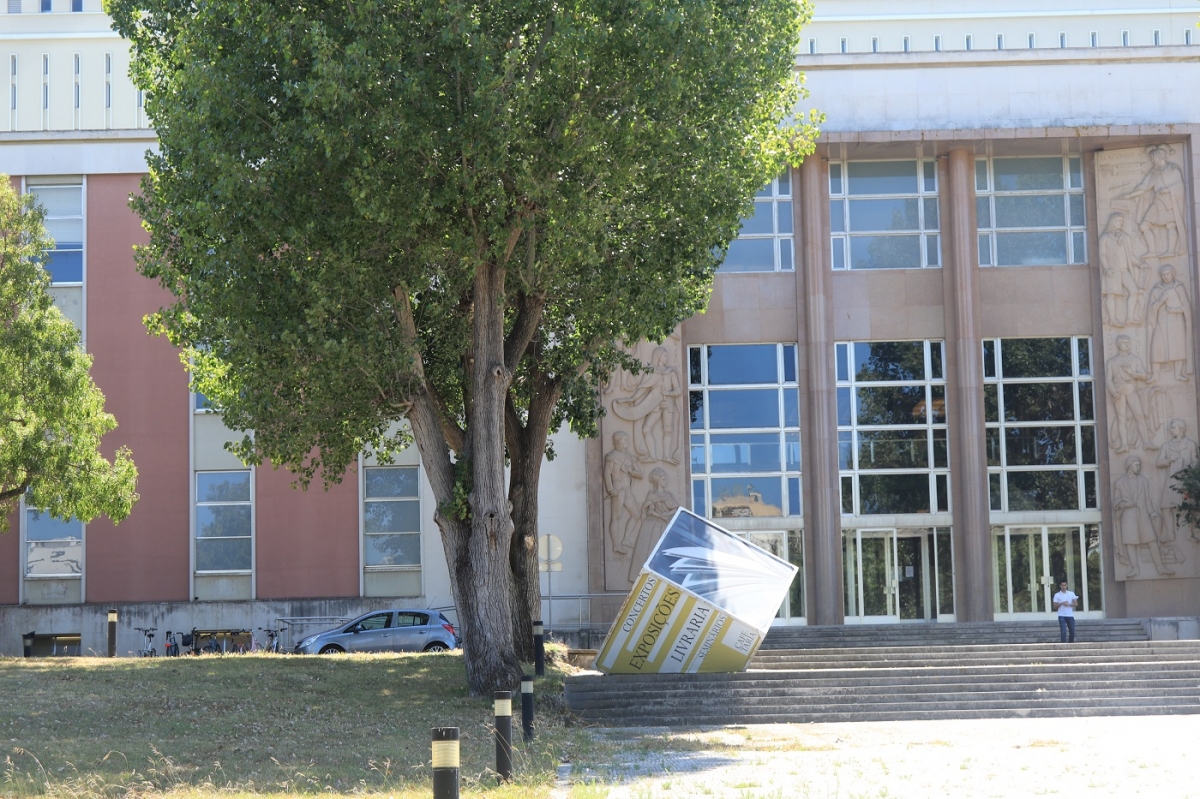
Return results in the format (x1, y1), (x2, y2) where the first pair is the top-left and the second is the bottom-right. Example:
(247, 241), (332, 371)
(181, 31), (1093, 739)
(348, 625), (360, 634)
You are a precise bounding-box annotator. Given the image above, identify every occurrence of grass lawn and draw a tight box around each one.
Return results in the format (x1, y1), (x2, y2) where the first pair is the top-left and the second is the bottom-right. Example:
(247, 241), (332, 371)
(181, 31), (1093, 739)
(1, 648), (592, 797)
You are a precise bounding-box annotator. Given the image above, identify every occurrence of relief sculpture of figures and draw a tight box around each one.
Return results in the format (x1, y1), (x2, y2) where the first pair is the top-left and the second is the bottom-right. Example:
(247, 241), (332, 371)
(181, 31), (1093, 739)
(1114, 455), (1174, 579)
(1117, 144), (1188, 258)
(626, 467), (680, 582)
(1145, 265), (1193, 383)
(1106, 334), (1160, 452)
(609, 346), (682, 465)
(604, 431), (643, 556)
(1099, 212), (1147, 326)
(1157, 419), (1199, 545)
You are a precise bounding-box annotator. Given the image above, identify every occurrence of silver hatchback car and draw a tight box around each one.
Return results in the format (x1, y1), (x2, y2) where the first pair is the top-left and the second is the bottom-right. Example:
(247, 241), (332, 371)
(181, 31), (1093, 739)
(294, 609), (458, 654)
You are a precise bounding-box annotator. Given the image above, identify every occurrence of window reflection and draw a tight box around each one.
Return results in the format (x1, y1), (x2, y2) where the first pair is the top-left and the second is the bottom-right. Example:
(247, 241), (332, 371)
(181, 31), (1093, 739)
(986, 337), (1095, 512)
(688, 344), (801, 519)
(837, 340), (948, 517)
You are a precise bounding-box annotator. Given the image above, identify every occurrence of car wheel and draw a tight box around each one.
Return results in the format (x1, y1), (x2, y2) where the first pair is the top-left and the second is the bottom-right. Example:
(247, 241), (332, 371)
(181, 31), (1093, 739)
(423, 642), (450, 653)
(318, 645), (344, 654)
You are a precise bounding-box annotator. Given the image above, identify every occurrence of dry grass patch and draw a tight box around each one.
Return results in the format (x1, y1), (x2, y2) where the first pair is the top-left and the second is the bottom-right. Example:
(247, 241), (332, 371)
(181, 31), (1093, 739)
(1, 647), (586, 797)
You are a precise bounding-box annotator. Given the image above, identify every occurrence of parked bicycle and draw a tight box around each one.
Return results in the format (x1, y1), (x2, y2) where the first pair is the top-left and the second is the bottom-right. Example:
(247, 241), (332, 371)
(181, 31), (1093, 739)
(163, 630), (180, 657)
(134, 626), (157, 657)
(259, 626), (285, 653)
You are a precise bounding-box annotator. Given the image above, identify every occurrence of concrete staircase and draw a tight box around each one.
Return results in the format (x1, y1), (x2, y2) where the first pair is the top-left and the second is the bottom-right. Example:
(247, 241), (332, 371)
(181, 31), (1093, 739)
(759, 619), (1151, 649)
(564, 621), (1200, 727)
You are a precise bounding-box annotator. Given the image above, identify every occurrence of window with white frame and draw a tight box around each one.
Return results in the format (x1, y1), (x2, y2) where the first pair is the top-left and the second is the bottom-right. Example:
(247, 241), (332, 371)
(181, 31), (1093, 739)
(830, 160), (940, 270)
(717, 173), (794, 273)
(195, 470), (252, 572)
(984, 337), (1097, 512)
(688, 344), (801, 519)
(976, 156), (1085, 267)
(363, 466), (421, 568)
(28, 183), (83, 284)
(25, 507), (83, 577)
(837, 340), (949, 515)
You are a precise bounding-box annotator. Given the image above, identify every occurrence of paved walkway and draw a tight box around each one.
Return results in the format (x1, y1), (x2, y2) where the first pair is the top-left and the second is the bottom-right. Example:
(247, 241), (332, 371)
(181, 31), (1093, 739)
(557, 715), (1200, 798)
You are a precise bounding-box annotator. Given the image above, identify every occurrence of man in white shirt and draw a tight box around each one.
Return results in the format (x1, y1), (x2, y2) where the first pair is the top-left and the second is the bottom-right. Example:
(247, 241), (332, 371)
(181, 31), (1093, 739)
(1052, 580), (1079, 643)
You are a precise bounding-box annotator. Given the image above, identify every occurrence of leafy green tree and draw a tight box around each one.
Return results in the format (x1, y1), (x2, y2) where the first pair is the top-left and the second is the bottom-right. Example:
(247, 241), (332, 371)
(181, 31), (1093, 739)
(107, 0), (817, 694)
(0, 177), (139, 531)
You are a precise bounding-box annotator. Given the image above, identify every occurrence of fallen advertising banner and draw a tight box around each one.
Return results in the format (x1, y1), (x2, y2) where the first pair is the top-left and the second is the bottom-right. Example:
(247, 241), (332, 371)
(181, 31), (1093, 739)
(595, 508), (798, 674)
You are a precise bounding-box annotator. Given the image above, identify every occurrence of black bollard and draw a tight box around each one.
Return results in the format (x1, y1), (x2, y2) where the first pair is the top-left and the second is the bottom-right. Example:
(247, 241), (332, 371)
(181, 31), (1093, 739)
(533, 620), (545, 677)
(494, 691), (513, 782)
(22, 631), (35, 658)
(107, 609), (118, 657)
(520, 675), (535, 743)
(431, 727), (460, 799)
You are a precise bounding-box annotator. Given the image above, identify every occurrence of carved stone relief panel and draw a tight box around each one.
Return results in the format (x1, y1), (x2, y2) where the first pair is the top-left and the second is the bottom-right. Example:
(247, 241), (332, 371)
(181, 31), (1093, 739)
(599, 336), (688, 591)
(1096, 145), (1196, 581)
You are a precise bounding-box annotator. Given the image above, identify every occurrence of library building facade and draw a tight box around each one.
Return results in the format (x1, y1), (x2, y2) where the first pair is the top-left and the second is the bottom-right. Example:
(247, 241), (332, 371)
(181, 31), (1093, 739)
(3, 1), (1200, 652)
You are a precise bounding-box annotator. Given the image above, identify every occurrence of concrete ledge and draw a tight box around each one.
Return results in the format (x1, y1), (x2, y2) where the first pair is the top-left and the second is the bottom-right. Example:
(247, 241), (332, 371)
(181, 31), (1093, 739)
(1142, 617), (1200, 640)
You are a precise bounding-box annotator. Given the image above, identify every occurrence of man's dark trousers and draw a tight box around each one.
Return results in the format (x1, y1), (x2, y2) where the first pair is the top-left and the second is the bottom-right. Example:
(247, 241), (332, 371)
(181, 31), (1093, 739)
(1059, 616), (1076, 643)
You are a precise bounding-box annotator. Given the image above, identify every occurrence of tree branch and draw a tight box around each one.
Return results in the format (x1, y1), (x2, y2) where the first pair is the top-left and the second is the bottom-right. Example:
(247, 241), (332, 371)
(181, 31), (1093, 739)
(0, 478), (32, 504)
(503, 290), (546, 375)
(392, 287), (466, 453)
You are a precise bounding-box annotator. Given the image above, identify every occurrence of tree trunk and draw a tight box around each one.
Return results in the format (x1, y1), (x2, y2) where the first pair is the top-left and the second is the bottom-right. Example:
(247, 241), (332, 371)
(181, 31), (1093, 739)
(506, 375), (562, 663)
(509, 454), (543, 663)
(401, 259), (523, 697)
(460, 258), (523, 694)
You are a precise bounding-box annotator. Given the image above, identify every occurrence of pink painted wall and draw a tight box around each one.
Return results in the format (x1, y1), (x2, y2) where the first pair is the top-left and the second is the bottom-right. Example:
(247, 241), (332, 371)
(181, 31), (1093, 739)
(83, 174), (191, 602)
(254, 465), (360, 599)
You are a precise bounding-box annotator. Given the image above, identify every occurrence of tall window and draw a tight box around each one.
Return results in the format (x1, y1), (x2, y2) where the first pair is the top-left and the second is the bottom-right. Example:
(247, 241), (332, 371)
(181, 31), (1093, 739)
(25, 508), (83, 577)
(830, 160), (940, 270)
(976, 156), (1085, 267)
(837, 340), (949, 515)
(363, 466), (421, 570)
(28, 184), (83, 284)
(718, 173), (793, 273)
(984, 337), (1097, 512)
(195, 470), (252, 572)
(688, 343), (801, 519)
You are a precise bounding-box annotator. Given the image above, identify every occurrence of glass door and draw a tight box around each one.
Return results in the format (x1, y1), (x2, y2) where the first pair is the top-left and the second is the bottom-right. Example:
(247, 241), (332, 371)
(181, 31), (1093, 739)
(738, 530), (806, 624)
(994, 525), (1103, 618)
(895, 534), (927, 620)
(845, 528), (899, 622)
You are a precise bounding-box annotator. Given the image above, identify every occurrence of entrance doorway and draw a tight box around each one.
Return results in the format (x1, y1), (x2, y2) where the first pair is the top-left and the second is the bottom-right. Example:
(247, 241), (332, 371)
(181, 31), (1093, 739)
(733, 530), (806, 624)
(993, 525), (1103, 617)
(843, 528), (954, 623)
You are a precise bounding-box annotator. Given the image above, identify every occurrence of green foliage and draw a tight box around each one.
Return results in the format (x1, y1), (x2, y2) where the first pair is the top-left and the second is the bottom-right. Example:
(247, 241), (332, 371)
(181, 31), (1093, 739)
(1171, 461), (1200, 531)
(106, 0), (819, 484)
(0, 177), (139, 531)
(443, 456), (474, 523)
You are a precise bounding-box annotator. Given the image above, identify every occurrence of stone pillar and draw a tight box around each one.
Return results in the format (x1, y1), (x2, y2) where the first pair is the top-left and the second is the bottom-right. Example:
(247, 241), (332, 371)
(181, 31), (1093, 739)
(796, 156), (844, 625)
(942, 148), (995, 622)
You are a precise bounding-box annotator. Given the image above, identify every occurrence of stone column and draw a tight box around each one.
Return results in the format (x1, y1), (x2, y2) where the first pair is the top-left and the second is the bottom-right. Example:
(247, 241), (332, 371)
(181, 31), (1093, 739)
(796, 156), (844, 625)
(942, 148), (994, 622)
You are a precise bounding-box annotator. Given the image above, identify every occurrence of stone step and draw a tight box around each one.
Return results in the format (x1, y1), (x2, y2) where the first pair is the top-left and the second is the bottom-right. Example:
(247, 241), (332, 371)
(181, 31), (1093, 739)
(751, 643), (1200, 669)
(585, 701), (1200, 727)
(567, 658), (1200, 690)
(565, 677), (1200, 708)
(759, 623), (1150, 649)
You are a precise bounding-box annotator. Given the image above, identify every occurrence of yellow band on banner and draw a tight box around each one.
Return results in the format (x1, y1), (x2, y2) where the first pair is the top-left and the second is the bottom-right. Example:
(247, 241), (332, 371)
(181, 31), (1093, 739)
(431, 741), (460, 769)
(494, 698), (512, 716)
